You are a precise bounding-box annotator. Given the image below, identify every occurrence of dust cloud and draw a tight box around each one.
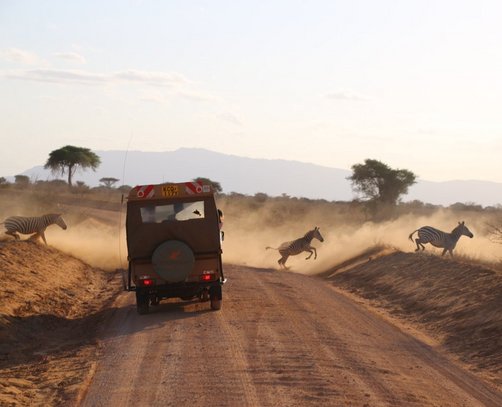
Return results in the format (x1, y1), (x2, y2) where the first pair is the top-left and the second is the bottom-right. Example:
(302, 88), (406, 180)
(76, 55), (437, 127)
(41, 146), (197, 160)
(0, 194), (127, 271)
(219, 201), (501, 274)
(49, 218), (127, 271)
(1, 191), (500, 273)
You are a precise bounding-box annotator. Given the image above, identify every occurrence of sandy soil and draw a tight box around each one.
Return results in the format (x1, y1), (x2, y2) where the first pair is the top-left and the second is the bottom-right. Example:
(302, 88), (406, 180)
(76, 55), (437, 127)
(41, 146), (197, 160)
(81, 264), (502, 407)
(0, 240), (121, 406)
(0, 239), (501, 405)
(322, 247), (502, 388)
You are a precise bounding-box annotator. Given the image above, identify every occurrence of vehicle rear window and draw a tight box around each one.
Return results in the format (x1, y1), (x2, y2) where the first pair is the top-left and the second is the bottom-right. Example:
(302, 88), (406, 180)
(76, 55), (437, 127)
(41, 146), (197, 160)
(140, 201), (205, 223)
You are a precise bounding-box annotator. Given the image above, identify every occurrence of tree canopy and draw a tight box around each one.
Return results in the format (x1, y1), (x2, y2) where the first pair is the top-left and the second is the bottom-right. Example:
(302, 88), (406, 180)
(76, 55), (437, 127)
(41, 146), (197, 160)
(14, 175), (30, 186)
(193, 177), (222, 193)
(99, 177), (120, 188)
(347, 159), (416, 206)
(44, 146), (101, 186)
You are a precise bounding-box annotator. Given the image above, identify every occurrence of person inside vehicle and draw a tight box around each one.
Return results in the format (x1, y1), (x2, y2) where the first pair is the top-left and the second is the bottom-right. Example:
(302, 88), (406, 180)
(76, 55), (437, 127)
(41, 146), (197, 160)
(218, 209), (224, 241)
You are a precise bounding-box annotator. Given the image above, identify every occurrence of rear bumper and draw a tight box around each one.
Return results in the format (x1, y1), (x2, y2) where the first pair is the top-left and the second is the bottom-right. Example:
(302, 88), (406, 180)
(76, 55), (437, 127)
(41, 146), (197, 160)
(130, 279), (224, 299)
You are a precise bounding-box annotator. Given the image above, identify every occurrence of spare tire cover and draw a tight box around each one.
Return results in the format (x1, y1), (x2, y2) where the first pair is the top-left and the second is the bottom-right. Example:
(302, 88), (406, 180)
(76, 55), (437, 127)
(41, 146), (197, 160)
(152, 240), (195, 283)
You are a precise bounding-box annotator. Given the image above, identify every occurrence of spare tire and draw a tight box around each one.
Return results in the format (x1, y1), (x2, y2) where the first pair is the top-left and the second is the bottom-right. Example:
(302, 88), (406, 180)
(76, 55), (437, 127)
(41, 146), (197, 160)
(152, 240), (195, 283)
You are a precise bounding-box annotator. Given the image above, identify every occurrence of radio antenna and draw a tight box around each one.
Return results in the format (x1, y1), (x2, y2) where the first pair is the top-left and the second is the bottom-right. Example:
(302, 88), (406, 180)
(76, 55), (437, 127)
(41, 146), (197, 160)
(117, 131), (134, 269)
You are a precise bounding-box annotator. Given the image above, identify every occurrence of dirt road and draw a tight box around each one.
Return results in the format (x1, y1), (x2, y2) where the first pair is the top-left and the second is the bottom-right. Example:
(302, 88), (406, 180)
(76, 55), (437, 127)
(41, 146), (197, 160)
(80, 265), (502, 407)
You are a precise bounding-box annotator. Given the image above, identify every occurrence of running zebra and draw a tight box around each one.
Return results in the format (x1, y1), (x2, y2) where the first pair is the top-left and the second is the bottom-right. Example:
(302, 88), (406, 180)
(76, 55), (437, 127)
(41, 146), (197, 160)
(266, 227), (324, 269)
(408, 221), (473, 257)
(2, 213), (67, 245)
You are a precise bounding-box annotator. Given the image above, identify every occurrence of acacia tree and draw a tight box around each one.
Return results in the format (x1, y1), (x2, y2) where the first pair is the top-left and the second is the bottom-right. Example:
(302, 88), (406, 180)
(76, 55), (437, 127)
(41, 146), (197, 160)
(348, 159), (416, 206)
(14, 175), (30, 187)
(100, 177), (120, 188)
(44, 145), (101, 186)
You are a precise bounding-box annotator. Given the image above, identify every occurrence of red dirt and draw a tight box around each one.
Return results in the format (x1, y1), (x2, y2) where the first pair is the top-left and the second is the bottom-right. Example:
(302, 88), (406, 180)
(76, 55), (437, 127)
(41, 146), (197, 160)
(0, 241), (500, 406)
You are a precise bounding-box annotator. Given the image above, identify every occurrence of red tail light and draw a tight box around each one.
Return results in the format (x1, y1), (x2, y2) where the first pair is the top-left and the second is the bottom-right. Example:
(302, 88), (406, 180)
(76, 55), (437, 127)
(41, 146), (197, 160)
(138, 276), (155, 286)
(201, 270), (216, 282)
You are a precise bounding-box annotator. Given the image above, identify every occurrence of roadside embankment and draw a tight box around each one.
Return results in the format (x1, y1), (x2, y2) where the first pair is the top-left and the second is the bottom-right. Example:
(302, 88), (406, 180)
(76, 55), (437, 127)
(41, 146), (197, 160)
(0, 240), (121, 406)
(320, 248), (502, 388)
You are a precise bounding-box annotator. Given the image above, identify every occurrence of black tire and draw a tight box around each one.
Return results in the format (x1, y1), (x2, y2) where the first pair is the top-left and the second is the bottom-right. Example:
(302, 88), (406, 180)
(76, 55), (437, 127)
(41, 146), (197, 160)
(209, 285), (222, 311)
(121, 268), (127, 290)
(210, 298), (222, 310)
(136, 291), (149, 315)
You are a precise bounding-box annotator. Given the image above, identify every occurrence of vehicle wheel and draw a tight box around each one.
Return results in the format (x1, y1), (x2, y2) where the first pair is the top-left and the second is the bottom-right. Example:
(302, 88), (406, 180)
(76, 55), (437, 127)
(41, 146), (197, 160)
(136, 292), (149, 315)
(209, 285), (222, 311)
(210, 298), (222, 310)
(121, 268), (127, 290)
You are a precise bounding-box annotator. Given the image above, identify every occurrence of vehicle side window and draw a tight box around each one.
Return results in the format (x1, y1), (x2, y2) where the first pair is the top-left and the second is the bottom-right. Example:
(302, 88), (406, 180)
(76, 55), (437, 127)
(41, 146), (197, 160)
(140, 201), (205, 223)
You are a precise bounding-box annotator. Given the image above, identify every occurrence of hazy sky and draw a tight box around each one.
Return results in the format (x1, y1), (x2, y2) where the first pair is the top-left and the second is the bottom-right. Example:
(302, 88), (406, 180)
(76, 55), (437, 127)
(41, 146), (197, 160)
(1, 0), (501, 182)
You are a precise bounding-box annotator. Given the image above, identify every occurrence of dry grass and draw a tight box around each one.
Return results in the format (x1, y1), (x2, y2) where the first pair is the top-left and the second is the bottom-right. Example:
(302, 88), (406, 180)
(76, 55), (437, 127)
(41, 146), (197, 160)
(324, 248), (502, 387)
(0, 185), (500, 403)
(1, 187), (500, 271)
(216, 193), (502, 273)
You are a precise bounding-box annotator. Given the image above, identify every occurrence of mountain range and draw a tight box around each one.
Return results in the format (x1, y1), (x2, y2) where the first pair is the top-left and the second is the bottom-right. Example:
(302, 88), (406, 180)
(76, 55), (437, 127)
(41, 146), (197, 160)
(15, 148), (501, 207)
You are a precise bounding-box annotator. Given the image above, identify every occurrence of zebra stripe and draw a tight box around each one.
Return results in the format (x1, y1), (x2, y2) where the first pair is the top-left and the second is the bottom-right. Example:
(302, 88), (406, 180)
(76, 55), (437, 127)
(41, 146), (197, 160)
(266, 227), (324, 269)
(3, 213), (67, 245)
(409, 221), (473, 257)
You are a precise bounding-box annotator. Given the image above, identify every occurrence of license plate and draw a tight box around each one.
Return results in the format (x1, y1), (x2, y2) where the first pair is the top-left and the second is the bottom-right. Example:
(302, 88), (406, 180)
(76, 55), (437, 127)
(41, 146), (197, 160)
(162, 185), (179, 197)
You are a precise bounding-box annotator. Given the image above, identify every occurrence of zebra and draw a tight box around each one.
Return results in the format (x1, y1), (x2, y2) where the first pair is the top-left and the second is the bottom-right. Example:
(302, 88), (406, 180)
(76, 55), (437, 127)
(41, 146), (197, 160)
(266, 227), (324, 269)
(2, 213), (67, 245)
(408, 221), (473, 257)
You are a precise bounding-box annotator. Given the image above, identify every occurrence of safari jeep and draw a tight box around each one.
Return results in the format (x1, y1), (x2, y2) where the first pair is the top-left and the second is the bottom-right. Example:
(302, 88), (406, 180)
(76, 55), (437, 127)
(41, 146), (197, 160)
(125, 181), (225, 314)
